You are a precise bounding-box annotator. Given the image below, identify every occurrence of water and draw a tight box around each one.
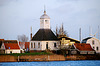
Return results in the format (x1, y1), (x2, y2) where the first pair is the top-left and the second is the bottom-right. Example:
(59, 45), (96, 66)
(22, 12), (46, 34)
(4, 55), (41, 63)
(0, 60), (100, 66)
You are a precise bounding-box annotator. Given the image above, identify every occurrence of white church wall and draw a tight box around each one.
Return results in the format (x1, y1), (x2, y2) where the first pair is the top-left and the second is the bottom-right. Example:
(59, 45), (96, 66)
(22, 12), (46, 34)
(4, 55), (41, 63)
(30, 41), (42, 50)
(40, 18), (50, 29)
(30, 41), (60, 51)
(86, 37), (100, 53)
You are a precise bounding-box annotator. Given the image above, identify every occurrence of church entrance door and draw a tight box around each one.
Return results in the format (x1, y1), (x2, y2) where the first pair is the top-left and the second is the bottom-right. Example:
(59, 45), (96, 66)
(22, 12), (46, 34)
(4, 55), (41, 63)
(46, 44), (48, 49)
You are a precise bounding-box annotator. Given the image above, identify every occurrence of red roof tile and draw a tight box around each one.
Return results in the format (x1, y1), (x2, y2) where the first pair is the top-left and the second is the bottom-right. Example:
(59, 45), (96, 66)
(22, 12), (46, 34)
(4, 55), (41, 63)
(19, 42), (30, 49)
(74, 43), (94, 51)
(25, 42), (30, 49)
(4, 43), (20, 49)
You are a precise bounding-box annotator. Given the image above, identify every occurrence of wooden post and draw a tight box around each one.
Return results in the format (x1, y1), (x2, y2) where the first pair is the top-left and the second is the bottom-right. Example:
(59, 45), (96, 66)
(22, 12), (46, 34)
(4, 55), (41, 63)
(18, 56), (19, 62)
(48, 55), (49, 61)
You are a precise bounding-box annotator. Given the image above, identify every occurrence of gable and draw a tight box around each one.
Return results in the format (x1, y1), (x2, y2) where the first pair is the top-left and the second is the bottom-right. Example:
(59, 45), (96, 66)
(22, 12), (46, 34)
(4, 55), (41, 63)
(0, 43), (5, 49)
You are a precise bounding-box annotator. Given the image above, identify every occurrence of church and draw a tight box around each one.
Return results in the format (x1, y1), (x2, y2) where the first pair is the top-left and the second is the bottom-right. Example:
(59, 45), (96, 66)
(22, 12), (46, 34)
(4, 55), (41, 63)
(30, 10), (60, 51)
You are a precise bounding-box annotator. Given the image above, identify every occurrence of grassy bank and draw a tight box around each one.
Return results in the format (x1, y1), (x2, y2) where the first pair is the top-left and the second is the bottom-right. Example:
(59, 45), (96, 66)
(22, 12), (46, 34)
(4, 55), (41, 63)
(0, 52), (53, 56)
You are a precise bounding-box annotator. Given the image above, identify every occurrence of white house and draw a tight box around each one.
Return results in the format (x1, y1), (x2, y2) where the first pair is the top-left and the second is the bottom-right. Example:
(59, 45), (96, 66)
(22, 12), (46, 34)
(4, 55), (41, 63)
(82, 37), (100, 53)
(30, 10), (60, 51)
(1, 43), (20, 54)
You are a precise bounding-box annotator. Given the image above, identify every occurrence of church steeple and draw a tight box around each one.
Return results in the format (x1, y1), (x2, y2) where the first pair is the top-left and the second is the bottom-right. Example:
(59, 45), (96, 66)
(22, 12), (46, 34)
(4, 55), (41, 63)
(44, 5), (46, 14)
(40, 7), (50, 29)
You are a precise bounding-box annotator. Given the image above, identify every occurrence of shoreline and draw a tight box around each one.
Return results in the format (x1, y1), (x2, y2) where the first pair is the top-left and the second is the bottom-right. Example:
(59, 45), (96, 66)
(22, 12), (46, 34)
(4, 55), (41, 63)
(0, 54), (100, 62)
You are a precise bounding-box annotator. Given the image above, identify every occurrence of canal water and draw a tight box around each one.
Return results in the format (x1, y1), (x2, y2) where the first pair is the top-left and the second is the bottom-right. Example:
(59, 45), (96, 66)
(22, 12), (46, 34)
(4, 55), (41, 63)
(0, 60), (100, 66)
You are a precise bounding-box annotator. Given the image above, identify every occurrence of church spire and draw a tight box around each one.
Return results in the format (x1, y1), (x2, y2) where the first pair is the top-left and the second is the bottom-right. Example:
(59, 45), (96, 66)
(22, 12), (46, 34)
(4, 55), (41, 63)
(44, 5), (46, 14)
(40, 6), (50, 29)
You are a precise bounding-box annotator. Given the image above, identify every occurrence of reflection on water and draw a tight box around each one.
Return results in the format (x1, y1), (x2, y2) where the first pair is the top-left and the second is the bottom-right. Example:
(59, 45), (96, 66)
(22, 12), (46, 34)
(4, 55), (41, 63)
(0, 60), (100, 66)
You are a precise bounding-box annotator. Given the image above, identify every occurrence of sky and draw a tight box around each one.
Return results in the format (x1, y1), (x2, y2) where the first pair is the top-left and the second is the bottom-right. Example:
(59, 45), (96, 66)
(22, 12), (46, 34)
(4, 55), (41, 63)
(0, 0), (100, 41)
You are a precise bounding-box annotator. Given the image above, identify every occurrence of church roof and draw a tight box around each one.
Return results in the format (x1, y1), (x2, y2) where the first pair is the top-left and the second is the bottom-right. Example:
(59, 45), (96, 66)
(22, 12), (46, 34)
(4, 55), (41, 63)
(40, 11), (50, 19)
(31, 29), (58, 41)
(40, 14), (50, 19)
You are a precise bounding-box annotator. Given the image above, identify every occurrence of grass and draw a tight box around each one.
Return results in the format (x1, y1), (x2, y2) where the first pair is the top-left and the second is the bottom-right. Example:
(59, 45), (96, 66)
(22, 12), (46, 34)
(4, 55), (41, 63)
(0, 52), (53, 56)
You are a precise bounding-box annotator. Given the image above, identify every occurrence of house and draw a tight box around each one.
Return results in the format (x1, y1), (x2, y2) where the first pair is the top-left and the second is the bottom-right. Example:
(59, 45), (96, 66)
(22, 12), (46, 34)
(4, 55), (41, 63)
(82, 37), (100, 53)
(0, 39), (18, 47)
(0, 43), (20, 54)
(0, 39), (4, 48)
(71, 43), (95, 54)
(25, 42), (30, 51)
(58, 35), (80, 46)
(30, 10), (60, 52)
(19, 42), (30, 53)
(0, 39), (20, 54)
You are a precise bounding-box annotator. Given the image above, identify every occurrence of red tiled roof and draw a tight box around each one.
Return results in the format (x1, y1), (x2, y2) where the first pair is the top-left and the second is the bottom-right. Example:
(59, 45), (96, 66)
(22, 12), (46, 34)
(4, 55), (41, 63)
(0, 39), (4, 41)
(74, 43), (94, 51)
(19, 42), (25, 45)
(4, 43), (20, 49)
(25, 42), (30, 49)
(19, 42), (30, 49)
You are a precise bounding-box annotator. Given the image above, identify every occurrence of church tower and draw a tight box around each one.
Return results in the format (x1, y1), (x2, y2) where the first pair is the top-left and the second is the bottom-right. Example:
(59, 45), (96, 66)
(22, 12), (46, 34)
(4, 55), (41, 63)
(30, 8), (60, 51)
(40, 9), (50, 29)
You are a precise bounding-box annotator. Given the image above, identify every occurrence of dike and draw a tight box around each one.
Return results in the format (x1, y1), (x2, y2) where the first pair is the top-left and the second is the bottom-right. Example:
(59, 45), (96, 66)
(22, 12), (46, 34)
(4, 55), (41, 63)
(0, 55), (65, 62)
(0, 54), (100, 62)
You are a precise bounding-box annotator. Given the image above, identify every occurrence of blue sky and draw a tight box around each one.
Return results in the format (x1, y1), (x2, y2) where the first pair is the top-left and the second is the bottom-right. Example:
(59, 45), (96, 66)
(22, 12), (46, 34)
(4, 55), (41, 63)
(0, 0), (100, 41)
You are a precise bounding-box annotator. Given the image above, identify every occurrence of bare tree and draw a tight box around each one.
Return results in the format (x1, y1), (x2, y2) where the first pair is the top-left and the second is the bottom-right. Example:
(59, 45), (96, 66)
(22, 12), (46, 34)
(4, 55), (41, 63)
(17, 34), (28, 42)
(54, 23), (69, 37)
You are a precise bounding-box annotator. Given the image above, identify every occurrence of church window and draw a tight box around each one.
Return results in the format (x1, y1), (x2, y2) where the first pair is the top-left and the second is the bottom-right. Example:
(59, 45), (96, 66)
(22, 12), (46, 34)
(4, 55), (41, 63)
(38, 42), (40, 48)
(34, 43), (35, 48)
(92, 40), (95, 45)
(45, 20), (48, 22)
(97, 47), (99, 51)
(54, 43), (56, 47)
(45, 20), (48, 24)
(31, 43), (33, 48)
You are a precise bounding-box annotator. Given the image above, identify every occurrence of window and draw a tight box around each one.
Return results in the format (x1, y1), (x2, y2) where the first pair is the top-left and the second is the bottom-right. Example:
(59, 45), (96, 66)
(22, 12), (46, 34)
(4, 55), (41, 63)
(10, 51), (12, 54)
(34, 43), (35, 48)
(38, 42), (40, 48)
(45, 20), (48, 24)
(92, 40), (95, 45)
(93, 46), (95, 49)
(45, 20), (48, 22)
(54, 43), (56, 47)
(31, 43), (33, 48)
(97, 47), (99, 51)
